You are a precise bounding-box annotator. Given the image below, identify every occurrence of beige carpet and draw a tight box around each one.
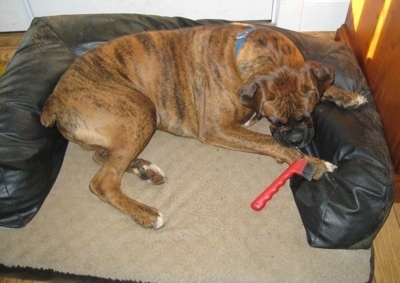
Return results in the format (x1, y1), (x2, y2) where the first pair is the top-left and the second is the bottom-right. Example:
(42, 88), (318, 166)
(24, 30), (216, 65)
(0, 120), (371, 282)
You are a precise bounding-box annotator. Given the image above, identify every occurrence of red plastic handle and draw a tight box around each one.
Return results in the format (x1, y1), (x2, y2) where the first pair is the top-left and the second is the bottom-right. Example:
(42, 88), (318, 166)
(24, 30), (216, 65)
(251, 159), (308, 211)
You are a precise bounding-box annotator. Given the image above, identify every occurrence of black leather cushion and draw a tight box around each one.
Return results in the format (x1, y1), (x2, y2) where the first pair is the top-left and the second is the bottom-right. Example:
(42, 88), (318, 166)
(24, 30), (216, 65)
(0, 14), (393, 249)
(279, 31), (394, 248)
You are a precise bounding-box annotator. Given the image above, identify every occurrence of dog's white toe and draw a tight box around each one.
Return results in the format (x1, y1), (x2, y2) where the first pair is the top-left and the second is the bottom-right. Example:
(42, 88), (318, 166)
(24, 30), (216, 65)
(153, 213), (166, 229)
(356, 95), (368, 106)
(325, 161), (338, 172)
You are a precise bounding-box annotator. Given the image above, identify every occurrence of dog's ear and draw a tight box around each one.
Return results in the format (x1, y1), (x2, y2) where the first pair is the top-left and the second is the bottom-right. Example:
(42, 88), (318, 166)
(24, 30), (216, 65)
(237, 79), (263, 117)
(305, 61), (334, 95)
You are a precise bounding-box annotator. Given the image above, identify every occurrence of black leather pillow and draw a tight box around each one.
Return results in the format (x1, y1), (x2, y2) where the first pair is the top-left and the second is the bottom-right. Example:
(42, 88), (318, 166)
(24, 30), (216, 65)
(0, 15), (393, 249)
(277, 30), (394, 248)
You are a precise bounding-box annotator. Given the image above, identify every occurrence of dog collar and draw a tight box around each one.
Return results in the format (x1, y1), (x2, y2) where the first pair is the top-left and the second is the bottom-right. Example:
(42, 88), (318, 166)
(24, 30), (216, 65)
(235, 27), (258, 57)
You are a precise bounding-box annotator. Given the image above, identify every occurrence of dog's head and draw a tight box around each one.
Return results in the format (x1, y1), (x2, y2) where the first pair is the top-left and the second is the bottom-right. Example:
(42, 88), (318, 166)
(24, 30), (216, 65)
(238, 61), (334, 148)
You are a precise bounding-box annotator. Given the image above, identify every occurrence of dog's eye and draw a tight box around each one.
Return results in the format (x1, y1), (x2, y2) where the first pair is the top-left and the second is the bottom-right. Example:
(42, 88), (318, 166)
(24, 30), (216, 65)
(296, 115), (310, 123)
(269, 118), (287, 127)
(268, 93), (276, 101)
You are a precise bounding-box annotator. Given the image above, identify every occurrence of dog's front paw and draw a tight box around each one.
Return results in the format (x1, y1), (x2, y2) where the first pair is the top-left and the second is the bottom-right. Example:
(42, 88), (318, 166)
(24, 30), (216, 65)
(343, 93), (368, 109)
(324, 161), (338, 172)
(313, 161), (337, 180)
(328, 92), (368, 109)
(305, 156), (337, 180)
(322, 87), (368, 110)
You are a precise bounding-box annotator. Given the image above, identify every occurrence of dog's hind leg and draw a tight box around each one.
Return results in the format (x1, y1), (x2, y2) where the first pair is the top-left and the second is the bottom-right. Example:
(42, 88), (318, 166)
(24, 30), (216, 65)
(89, 133), (166, 228)
(87, 93), (165, 229)
(92, 150), (166, 185)
(89, 146), (165, 229)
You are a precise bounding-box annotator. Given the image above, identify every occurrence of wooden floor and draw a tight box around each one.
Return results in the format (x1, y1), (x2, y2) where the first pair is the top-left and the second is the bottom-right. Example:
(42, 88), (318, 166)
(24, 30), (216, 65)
(0, 33), (24, 74)
(1, 32), (399, 283)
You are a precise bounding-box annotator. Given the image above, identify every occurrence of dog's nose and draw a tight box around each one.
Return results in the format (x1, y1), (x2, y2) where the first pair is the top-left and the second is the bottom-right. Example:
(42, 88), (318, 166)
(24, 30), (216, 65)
(286, 131), (304, 145)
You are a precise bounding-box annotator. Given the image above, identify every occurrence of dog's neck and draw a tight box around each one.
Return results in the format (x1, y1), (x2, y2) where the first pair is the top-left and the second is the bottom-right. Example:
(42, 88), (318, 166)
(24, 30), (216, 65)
(234, 27), (259, 57)
(234, 27), (304, 82)
(235, 28), (276, 82)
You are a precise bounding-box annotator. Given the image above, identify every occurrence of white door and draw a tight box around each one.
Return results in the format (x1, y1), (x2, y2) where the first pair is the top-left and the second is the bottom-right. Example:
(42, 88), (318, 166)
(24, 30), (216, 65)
(30, 0), (275, 21)
(0, 0), (32, 32)
(1, 0), (275, 32)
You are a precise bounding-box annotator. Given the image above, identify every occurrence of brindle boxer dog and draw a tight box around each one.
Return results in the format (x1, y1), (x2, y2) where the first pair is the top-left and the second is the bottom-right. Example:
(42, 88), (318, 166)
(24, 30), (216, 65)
(40, 24), (367, 229)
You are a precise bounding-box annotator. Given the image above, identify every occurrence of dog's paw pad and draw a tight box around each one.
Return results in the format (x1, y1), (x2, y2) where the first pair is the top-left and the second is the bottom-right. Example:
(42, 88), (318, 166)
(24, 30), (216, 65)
(145, 164), (166, 185)
(324, 161), (337, 172)
(132, 163), (166, 185)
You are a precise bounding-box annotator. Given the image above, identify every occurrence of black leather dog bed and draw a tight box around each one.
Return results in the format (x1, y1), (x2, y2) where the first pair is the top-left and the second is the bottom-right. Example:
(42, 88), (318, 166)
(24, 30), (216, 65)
(0, 14), (393, 249)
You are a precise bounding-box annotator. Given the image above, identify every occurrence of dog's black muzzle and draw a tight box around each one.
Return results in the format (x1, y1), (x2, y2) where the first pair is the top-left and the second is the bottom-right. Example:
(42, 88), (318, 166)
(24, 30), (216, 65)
(271, 122), (314, 148)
